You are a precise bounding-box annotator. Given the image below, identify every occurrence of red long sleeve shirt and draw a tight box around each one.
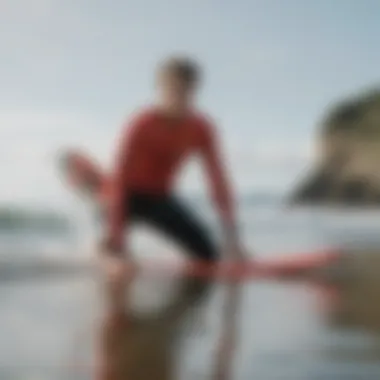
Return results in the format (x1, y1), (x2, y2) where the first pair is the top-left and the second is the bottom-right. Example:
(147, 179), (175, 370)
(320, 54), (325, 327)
(109, 108), (235, 243)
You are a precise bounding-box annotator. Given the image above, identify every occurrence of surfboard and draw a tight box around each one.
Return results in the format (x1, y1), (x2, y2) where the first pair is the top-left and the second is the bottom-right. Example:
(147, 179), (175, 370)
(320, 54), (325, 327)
(58, 149), (342, 279)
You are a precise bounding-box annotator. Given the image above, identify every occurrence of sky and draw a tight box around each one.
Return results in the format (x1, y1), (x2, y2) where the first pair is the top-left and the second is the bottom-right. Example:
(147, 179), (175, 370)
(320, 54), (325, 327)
(1, 0), (380, 208)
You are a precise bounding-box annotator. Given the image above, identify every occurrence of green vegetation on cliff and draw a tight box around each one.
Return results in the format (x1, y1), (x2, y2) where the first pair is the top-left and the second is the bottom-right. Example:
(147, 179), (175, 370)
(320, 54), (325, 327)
(323, 90), (380, 137)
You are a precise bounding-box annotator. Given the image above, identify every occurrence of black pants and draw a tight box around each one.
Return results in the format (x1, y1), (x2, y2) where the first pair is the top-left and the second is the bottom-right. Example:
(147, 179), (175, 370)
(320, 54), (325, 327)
(122, 193), (218, 262)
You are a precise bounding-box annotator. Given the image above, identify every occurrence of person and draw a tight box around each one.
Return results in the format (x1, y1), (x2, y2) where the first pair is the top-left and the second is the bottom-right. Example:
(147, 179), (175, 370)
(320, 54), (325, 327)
(95, 57), (243, 380)
(103, 56), (245, 267)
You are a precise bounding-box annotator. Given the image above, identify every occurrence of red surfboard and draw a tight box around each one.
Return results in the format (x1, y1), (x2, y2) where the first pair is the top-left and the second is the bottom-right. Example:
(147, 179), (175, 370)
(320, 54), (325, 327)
(58, 149), (342, 279)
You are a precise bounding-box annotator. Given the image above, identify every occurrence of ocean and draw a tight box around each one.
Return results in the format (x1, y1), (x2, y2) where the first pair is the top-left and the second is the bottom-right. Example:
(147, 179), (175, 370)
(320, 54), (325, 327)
(1, 200), (380, 379)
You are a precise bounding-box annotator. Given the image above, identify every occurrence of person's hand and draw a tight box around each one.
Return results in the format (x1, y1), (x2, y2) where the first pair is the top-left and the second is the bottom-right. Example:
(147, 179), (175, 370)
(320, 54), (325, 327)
(98, 234), (136, 282)
(220, 221), (246, 260)
(229, 240), (248, 262)
(98, 235), (137, 315)
(99, 234), (123, 256)
(224, 229), (248, 262)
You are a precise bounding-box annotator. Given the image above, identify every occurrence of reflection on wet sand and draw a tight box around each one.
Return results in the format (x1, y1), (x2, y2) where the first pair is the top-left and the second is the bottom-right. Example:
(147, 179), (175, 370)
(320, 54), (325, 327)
(94, 273), (214, 380)
(94, 250), (380, 380)
(311, 250), (380, 372)
(326, 250), (380, 333)
(5, 248), (380, 378)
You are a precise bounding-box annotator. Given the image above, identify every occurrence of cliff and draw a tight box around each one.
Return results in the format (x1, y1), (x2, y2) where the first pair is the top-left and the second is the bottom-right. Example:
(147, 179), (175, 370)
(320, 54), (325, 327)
(291, 89), (380, 205)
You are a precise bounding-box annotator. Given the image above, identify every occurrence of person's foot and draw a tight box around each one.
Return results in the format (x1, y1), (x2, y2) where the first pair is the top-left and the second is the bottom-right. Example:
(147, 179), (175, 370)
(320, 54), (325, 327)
(102, 254), (129, 283)
(97, 251), (136, 315)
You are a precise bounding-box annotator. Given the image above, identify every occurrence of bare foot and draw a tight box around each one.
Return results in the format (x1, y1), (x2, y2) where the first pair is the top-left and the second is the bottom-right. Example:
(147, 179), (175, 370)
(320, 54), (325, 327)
(97, 254), (136, 314)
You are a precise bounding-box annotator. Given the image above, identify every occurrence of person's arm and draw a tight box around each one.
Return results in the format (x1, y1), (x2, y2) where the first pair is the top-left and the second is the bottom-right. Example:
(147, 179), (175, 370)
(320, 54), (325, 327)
(199, 120), (241, 256)
(107, 115), (145, 254)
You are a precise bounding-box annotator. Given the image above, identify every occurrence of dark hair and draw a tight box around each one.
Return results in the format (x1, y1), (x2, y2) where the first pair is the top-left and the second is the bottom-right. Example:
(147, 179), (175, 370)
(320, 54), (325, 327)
(158, 56), (201, 85)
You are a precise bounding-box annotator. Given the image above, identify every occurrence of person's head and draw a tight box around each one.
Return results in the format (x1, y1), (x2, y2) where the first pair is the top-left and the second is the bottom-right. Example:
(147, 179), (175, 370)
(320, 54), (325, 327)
(156, 56), (201, 113)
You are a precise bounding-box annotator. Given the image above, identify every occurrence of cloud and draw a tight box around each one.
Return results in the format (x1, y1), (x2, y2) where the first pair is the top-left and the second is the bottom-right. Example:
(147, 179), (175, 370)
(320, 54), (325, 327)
(177, 135), (314, 194)
(0, 108), (112, 204)
(0, 0), (318, 202)
(1, 0), (57, 20)
(0, 106), (315, 204)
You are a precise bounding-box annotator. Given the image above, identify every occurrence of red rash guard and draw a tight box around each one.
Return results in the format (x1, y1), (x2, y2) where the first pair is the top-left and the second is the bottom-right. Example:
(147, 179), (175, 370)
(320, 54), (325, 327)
(109, 108), (235, 244)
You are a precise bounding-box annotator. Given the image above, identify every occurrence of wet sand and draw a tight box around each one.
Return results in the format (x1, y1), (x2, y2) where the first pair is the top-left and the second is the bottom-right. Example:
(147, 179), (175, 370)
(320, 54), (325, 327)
(326, 250), (380, 333)
(2, 250), (380, 379)
(95, 275), (213, 380)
